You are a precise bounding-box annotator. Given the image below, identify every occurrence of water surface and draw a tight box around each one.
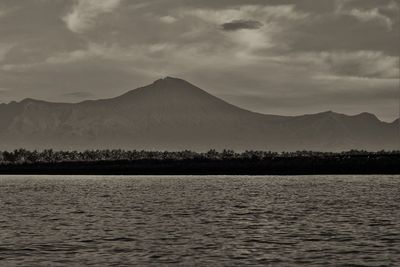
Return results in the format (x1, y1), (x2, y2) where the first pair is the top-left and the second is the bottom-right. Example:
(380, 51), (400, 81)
(1, 175), (399, 266)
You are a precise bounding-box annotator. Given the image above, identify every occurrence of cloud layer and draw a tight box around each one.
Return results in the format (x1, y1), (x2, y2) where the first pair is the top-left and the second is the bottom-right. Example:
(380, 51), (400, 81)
(0, 0), (398, 121)
(63, 0), (123, 33)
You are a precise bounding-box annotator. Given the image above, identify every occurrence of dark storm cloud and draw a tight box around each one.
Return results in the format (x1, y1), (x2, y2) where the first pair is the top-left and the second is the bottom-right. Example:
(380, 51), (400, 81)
(221, 20), (263, 31)
(0, 0), (398, 120)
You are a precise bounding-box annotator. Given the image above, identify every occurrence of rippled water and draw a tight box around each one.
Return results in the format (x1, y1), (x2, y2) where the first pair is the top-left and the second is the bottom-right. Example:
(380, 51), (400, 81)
(0, 175), (399, 266)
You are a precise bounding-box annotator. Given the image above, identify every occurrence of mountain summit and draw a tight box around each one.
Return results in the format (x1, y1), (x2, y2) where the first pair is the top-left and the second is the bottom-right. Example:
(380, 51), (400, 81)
(0, 78), (397, 151)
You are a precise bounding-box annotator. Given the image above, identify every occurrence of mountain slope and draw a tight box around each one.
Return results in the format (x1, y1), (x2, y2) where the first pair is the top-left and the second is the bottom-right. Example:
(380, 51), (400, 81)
(0, 77), (397, 151)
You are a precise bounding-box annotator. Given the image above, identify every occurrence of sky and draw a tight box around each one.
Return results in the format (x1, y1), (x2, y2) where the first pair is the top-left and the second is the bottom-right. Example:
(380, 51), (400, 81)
(0, 0), (399, 121)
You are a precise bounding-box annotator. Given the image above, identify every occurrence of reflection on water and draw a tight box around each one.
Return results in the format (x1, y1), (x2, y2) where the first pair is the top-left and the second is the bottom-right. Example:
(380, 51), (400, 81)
(1, 175), (399, 266)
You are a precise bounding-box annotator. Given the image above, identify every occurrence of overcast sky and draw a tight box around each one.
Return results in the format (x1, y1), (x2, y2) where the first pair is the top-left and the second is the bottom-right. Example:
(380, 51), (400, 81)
(0, 0), (399, 121)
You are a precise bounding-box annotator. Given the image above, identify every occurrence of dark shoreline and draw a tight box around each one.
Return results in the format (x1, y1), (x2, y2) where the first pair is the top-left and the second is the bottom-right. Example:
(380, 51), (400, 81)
(1, 155), (399, 175)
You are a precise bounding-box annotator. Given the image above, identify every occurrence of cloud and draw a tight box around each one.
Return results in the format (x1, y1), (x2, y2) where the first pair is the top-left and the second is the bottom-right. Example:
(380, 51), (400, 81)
(268, 50), (399, 79)
(45, 46), (97, 64)
(0, 43), (14, 62)
(63, 0), (123, 33)
(321, 51), (399, 79)
(160, 15), (177, 24)
(348, 8), (393, 29)
(0, 5), (18, 18)
(335, 0), (398, 11)
(45, 42), (172, 64)
(221, 20), (262, 31)
(282, 12), (398, 56)
(335, 0), (397, 29)
(182, 4), (308, 24)
(174, 4), (308, 59)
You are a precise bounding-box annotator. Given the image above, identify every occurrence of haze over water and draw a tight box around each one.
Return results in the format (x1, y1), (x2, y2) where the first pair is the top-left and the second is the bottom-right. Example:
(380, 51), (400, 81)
(1, 175), (399, 266)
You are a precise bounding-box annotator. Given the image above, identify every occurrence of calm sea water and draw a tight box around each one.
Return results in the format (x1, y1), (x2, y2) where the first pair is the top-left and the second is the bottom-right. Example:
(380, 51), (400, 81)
(0, 175), (399, 266)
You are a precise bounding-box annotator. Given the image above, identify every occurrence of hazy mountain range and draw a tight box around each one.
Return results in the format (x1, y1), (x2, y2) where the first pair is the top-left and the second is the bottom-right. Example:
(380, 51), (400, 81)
(0, 77), (398, 151)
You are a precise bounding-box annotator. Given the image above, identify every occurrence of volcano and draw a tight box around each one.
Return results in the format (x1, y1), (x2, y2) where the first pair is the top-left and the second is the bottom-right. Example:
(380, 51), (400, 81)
(0, 77), (397, 151)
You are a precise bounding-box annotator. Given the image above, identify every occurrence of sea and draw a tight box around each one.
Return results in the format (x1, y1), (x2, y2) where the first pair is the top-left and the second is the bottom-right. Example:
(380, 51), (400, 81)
(0, 175), (399, 266)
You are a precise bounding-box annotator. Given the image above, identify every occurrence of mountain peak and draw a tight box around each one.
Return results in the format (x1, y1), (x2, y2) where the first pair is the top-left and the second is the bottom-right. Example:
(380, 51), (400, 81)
(111, 76), (233, 111)
(354, 112), (379, 121)
(144, 77), (198, 92)
(325, 110), (339, 115)
(20, 98), (36, 103)
(141, 77), (207, 95)
(19, 98), (44, 105)
(313, 110), (341, 118)
(153, 76), (188, 85)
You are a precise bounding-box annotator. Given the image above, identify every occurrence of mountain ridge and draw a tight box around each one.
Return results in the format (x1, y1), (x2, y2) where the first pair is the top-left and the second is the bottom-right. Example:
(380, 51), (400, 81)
(2, 77), (393, 123)
(0, 77), (398, 151)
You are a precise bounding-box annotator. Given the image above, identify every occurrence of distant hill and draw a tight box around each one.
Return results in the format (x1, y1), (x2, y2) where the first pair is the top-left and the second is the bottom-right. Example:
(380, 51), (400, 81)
(0, 77), (398, 151)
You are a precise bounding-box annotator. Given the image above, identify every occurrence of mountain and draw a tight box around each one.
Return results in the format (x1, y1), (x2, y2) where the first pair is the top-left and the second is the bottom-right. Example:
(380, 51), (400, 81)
(0, 77), (398, 151)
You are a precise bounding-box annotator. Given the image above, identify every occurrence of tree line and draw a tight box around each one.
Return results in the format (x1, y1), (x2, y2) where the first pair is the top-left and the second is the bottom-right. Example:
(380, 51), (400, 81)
(0, 148), (399, 165)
